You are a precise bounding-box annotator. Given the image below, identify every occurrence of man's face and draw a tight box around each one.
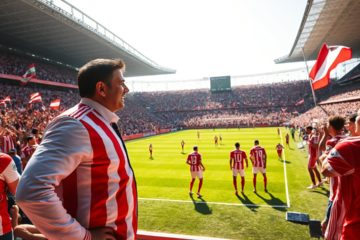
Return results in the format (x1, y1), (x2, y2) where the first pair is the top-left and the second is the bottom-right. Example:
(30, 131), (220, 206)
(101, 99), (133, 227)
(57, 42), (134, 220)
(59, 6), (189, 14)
(348, 121), (356, 136)
(306, 128), (311, 134)
(28, 137), (36, 145)
(355, 110), (360, 136)
(104, 69), (129, 112)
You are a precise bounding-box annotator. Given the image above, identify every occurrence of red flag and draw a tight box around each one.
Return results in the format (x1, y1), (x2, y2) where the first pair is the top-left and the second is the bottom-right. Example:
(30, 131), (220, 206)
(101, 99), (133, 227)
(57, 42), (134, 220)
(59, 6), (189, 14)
(0, 100), (5, 107)
(309, 44), (352, 90)
(29, 92), (42, 103)
(4, 96), (10, 102)
(21, 64), (37, 85)
(50, 99), (61, 110)
(296, 99), (304, 106)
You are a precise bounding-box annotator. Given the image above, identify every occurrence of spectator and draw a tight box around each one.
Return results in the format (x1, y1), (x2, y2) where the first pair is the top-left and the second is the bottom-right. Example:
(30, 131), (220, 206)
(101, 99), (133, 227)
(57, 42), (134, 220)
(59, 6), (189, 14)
(7, 148), (22, 175)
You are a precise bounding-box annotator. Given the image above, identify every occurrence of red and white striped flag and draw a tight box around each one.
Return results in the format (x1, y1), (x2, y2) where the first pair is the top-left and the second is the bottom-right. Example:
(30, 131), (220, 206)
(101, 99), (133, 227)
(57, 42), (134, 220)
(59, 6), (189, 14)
(0, 100), (5, 107)
(21, 63), (37, 86)
(296, 99), (304, 106)
(29, 92), (42, 103)
(309, 44), (352, 90)
(4, 96), (10, 102)
(49, 99), (61, 110)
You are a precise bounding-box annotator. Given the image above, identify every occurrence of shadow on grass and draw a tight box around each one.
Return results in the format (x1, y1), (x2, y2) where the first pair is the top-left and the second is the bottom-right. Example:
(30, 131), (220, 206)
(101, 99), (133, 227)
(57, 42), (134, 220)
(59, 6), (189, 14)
(189, 195), (212, 215)
(312, 187), (329, 196)
(279, 160), (291, 164)
(255, 192), (287, 212)
(236, 193), (259, 212)
(181, 152), (187, 155)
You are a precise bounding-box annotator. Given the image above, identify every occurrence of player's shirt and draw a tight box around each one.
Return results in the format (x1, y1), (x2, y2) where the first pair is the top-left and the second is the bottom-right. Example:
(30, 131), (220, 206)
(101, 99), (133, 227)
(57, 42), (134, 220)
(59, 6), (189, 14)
(230, 149), (247, 170)
(276, 144), (283, 152)
(0, 154), (20, 236)
(21, 144), (38, 169)
(187, 152), (202, 172)
(1, 135), (14, 153)
(286, 135), (289, 142)
(149, 145), (152, 151)
(325, 137), (360, 240)
(250, 146), (266, 168)
(214, 137), (218, 141)
(181, 141), (184, 146)
(197, 132), (200, 136)
(308, 134), (319, 158)
(325, 135), (347, 202)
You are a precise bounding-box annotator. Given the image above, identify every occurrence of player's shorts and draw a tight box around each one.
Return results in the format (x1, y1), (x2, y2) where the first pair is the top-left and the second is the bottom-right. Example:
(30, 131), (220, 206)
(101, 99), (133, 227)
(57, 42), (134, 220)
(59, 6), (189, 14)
(150, 150), (152, 153)
(286, 140), (289, 143)
(252, 167), (266, 174)
(277, 150), (282, 156)
(215, 140), (218, 143)
(191, 170), (203, 179)
(232, 168), (245, 177)
(308, 156), (317, 168)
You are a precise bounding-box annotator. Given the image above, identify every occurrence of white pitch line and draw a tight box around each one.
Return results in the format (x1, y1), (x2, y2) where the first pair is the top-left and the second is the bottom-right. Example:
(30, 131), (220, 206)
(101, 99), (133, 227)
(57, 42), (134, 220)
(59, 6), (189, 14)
(138, 197), (288, 208)
(280, 129), (291, 208)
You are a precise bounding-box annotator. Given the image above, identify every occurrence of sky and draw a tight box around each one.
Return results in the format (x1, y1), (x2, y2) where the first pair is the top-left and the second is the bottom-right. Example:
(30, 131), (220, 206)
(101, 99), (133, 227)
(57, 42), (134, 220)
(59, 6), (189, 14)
(59, 0), (311, 83)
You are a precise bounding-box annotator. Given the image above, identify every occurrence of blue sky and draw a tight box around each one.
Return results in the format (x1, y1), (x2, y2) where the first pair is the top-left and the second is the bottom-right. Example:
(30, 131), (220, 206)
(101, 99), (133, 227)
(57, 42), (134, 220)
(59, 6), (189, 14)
(62, 0), (309, 83)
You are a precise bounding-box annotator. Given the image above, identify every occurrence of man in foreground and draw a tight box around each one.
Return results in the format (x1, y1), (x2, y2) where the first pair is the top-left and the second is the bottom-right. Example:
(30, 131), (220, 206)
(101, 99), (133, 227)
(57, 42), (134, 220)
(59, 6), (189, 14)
(321, 110), (360, 239)
(16, 59), (137, 240)
(249, 140), (267, 193)
(186, 146), (205, 197)
(318, 116), (347, 236)
(230, 143), (248, 195)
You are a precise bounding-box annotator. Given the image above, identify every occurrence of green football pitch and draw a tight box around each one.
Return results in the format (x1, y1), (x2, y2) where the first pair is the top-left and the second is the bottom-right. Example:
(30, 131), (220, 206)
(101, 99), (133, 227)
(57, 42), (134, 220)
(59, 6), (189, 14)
(125, 128), (329, 239)
(126, 128), (289, 207)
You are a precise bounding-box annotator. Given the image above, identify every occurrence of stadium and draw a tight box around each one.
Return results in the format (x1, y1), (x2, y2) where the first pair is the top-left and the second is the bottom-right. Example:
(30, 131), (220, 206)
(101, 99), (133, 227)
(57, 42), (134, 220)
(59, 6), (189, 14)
(0, 0), (360, 239)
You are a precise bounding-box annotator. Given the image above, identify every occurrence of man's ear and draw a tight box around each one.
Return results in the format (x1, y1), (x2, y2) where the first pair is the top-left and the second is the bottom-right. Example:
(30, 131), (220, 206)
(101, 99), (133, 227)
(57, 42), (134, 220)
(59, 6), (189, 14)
(95, 81), (106, 97)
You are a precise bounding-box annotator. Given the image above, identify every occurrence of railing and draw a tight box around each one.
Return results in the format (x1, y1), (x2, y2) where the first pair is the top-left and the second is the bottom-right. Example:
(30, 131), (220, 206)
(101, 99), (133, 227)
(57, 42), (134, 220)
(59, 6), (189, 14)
(34, 0), (175, 73)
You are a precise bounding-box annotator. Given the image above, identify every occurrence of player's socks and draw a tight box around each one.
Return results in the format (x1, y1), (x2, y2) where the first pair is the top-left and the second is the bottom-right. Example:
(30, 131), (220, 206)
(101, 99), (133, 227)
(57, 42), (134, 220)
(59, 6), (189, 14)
(235, 190), (238, 195)
(264, 176), (267, 189)
(253, 177), (257, 189)
(309, 170), (316, 185)
(190, 179), (195, 191)
(241, 177), (245, 191)
(233, 178), (237, 191)
(197, 180), (203, 193)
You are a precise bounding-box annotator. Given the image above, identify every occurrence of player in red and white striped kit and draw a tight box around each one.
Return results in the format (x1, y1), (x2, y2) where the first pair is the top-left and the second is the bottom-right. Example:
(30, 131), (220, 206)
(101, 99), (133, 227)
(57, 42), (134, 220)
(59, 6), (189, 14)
(317, 116), (347, 236)
(149, 144), (153, 158)
(186, 146), (205, 197)
(0, 153), (20, 239)
(181, 140), (185, 152)
(306, 126), (323, 189)
(275, 143), (284, 160)
(230, 143), (248, 195)
(214, 136), (218, 147)
(285, 134), (290, 147)
(249, 140), (267, 193)
(277, 128), (280, 138)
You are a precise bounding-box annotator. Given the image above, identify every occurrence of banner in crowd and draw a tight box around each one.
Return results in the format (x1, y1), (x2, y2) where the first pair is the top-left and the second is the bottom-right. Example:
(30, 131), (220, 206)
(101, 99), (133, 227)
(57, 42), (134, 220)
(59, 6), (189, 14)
(29, 92), (42, 103)
(21, 63), (37, 86)
(296, 99), (304, 106)
(309, 44), (352, 90)
(50, 99), (61, 110)
(4, 96), (10, 102)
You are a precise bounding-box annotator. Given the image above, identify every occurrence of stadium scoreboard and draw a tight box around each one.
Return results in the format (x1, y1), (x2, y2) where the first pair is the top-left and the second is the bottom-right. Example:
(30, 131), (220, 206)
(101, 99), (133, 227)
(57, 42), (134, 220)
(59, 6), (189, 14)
(210, 76), (231, 92)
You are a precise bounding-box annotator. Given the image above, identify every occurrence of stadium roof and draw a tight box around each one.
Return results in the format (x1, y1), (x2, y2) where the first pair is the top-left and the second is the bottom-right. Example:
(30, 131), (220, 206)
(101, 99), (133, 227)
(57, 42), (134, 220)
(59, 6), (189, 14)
(275, 0), (360, 64)
(0, 0), (176, 77)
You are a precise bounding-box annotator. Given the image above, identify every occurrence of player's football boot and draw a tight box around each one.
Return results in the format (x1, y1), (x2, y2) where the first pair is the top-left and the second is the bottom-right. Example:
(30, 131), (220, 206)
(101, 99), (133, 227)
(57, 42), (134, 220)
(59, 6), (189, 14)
(189, 191), (194, 195)
(253, 189), (257, 193)
(317, 182), (324, 187)
(264, 188), (268, 193)
(241, 189), (244, 194)
(235, 190), (238, 195)
(197, 192), (203, 198)
(307, 184), (317, 189)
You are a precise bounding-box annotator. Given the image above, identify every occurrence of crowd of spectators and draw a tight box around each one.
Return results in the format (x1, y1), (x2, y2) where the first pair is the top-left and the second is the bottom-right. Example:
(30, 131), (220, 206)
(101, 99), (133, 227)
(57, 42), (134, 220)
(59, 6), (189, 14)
(0, 51), (77, 85)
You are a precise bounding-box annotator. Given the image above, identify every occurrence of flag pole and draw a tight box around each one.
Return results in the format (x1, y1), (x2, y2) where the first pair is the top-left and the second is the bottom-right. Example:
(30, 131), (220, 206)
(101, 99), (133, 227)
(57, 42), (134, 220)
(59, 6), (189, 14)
(301, 47), (317, 107)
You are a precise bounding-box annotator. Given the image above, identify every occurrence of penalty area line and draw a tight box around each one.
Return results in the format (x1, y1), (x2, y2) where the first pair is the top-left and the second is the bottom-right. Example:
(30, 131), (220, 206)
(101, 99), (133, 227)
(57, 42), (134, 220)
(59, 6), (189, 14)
(138, 198), (288, 208)
(280, 129), (291, 208)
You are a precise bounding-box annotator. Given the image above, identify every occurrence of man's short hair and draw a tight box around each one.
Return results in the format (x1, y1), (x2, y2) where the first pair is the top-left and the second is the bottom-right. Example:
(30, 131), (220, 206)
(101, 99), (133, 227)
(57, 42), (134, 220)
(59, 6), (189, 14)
(328, 115), (345, 131)
(254, 140), (259, 144)
(193, 146), (198, 151)
(306, 126), (313, 131)
(31, 128), (38, 135)
(349, 113), (357, 123)
(235, 142), (240, 148)
(26, 135), (35, 142)
(77, 59), (126, 98)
